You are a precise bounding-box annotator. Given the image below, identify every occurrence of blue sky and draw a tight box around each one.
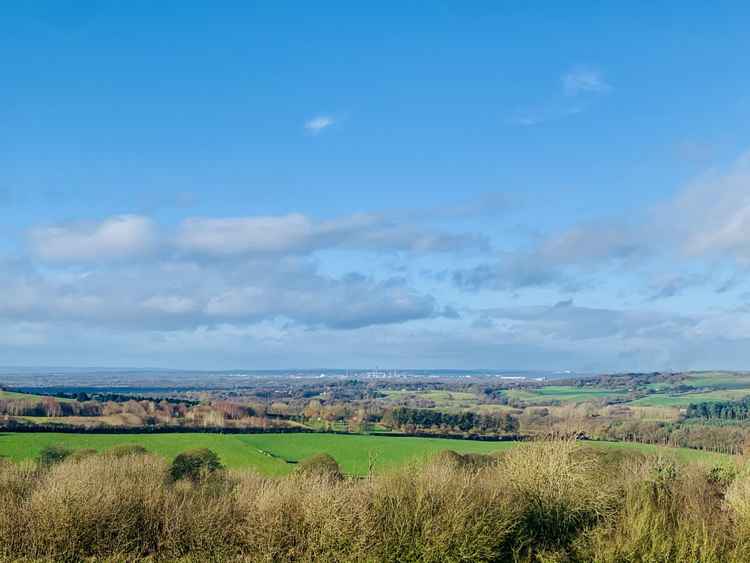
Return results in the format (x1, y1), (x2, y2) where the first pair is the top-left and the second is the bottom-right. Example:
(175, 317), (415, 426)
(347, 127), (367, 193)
(2, 1), (750, 370)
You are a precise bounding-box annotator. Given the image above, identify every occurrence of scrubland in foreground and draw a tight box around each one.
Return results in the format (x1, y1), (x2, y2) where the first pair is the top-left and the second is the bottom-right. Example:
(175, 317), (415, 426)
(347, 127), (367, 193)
(0, 440), (748, 562)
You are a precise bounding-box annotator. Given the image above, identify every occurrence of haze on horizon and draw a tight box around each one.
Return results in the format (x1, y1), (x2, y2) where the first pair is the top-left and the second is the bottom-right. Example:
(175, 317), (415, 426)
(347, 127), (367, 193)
(1, 2), (750, 372)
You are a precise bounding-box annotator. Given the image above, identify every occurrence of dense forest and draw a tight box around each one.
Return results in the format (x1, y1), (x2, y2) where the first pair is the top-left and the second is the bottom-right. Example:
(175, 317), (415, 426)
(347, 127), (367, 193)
(687, 397), (750, 420)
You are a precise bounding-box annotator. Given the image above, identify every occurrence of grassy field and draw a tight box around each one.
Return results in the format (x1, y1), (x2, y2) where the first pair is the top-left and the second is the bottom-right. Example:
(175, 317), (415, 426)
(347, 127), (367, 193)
(383, 389), (480, 410)
(0, 390), (74, 403)
(0, 432), (517, 475)
(682, 372), (750, 388)
(629, 389), (750, 406)
(0, 432), (731, 475)
(506, 385), (629, 403)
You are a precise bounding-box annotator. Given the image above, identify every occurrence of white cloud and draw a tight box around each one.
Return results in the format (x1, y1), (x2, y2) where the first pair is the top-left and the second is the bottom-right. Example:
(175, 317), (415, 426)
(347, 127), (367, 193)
(9, 152), (750, 369)
(562, 68), (610, 95)
(177, 214), (316, 256)
(0, 256), (446, 331)
(668, 153), (750, 261)
(176, 212), (488, 257)
(29, 215), (157, 262)
(451, 152), (750, 294)
(304, 115), (335, 134)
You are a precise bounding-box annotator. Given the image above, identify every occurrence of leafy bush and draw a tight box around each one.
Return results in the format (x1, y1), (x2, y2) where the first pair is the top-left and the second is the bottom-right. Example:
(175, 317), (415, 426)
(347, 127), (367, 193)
(170, 448), (223, 482)
(37, 445), (72, 467)
(433, 449), (497, 469)
(294, 453), (343, 481)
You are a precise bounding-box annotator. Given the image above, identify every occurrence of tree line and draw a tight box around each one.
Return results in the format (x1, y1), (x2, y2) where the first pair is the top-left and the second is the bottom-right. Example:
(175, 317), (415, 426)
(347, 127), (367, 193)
(687, 397), (750, 420)
(383, 406), (518, 433)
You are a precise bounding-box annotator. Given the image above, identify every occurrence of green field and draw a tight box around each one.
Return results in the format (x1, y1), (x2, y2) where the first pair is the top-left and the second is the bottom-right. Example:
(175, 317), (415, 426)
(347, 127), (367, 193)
(0, 432), (517, 475)
(383, 389), (478, 407)
(506, 385), (629, 403)
(0, 432), (731, 475)
(0, 390), (74, 403)
(682, 372), (750, 389)
(629, 389), (750, 407)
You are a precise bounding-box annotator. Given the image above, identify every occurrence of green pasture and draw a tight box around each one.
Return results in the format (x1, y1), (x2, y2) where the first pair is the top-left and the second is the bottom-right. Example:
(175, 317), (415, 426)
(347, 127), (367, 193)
(506, 385), (629, 403)
(0, 432), (514, 476)
(629, 389), (750, 407)
(0, 390), (75, 403)
(0, 432), (731, 476)
(682, 372), (750, 389)
(384, 389), (477, 403)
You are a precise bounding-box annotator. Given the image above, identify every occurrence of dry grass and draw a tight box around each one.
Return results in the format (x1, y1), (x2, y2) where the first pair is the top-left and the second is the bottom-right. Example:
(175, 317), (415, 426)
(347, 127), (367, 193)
(0, 440), (748, 562)
(628, 405), (683, 421)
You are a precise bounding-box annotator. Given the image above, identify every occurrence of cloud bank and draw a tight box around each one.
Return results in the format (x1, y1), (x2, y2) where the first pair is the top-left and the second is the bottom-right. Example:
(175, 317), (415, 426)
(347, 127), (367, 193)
(4, 153), (750, 369)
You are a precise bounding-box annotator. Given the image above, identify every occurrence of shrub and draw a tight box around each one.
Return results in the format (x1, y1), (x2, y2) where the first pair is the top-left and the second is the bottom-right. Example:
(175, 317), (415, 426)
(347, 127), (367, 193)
(0, 439), (743, 561)
(37, 445), (72, 467)
(361, 462), (516, 561)
(432, 449), (466, 468)
(68, 448), (98, 462)
(24, 454), (168, 559)
(103, 444), (149, 458)
(581, 457), (736, 562)
(433, 449), (497, 469)
(294, 453), (343, 481)
(495, 439), (615, 552)
(170, 448), (223, 482)
(0, 460), (38, 557)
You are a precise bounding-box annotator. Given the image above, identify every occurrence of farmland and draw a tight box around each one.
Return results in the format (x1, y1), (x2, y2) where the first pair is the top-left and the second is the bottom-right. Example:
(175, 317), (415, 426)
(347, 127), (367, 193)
(0, 432), (515, 475)
(5, 370), (750, 461)
(505, 385), (630, 403)
(0, 432), (730, 475)
(628, 389), (750, 407)
(0, 390), (74, 402)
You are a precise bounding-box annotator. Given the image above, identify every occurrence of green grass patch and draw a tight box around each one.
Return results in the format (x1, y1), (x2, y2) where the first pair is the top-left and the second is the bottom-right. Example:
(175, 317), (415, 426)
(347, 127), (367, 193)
(0, 432), (514, 476)
(629, 389), (750, 407)
(0, 433), (288, 474)
(506, 385), (628, 403)
(0, 390), (75, 403)
(682, 372), (750, 389)
(383, 389), (477, 404)
(0, 432), (732, 476)
(234, 433), (515, 475)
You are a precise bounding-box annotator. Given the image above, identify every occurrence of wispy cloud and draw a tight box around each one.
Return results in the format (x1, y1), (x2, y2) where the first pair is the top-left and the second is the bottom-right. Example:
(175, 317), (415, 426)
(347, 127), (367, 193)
(304, 115), (335, 134)
(509, 106), (583, 127)
(562, 67), (611, 95)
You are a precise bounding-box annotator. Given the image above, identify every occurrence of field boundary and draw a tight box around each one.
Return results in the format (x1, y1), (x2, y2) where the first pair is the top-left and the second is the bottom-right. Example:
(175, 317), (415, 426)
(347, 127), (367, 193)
(0, 423), (314, 435)
(0, 422), (529, 442)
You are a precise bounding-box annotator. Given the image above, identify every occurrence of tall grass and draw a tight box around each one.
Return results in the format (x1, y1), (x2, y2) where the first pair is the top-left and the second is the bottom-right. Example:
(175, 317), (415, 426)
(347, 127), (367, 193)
(0, 440), (748, 562)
